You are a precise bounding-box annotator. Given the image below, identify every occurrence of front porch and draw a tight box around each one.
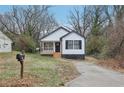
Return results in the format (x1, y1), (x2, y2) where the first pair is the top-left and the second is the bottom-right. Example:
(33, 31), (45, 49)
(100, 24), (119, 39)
(40, 41), (61, 57)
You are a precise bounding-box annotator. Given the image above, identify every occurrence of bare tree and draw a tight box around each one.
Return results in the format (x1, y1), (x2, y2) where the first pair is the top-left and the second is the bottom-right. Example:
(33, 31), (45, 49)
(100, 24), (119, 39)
(0, 5), (58, 43)
(69, 6), (92, 38)
(106, 5), (124, 57)
(90, 6), (109, 35)
(69, 6), (109, 38)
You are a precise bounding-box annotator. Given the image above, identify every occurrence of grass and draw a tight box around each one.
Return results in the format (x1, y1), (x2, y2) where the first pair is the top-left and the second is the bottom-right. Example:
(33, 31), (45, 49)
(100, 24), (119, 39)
(0, 52), (79, 87)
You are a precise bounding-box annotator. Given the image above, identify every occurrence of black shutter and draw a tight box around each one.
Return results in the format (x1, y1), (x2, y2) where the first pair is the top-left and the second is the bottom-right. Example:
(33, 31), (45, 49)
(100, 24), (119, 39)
(79, 40), (82, 49)
(66, 40), (68, 49)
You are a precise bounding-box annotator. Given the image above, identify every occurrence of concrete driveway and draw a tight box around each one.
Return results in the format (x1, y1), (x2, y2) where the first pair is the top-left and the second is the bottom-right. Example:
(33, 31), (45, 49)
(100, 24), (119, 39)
(65, 60), (124, 87)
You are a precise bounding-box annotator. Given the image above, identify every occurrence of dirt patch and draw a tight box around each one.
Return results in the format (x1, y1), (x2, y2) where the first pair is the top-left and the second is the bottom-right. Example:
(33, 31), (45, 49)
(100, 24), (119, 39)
(97, 59), (124, 73)
(0, 73), (43, 87)
(0, 67), (5, 73)
(56, 62), (80, 85)
(0, 58), (6, 73)
(0, 57), (4, 64)
(85, 56), (98, 63)
(84, 56), (124, 73)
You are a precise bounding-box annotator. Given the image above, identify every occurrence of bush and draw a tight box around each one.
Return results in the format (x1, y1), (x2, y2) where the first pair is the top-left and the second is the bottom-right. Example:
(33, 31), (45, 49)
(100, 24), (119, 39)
(98, 45), (110, 59)
(14, 35), (36, 53)
(86, 35), (106, 57)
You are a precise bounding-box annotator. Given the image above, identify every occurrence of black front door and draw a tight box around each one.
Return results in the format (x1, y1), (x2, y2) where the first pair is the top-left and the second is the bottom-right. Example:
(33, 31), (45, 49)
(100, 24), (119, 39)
(55, 42), (60, 52)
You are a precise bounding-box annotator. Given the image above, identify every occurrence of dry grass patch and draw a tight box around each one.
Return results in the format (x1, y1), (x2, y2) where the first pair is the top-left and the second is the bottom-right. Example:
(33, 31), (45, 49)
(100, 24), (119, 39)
(0, 52), (79, 87)
(0, 73), (41, 87)
(56, 62), (80, 84)
(97, 59), (124, 73)
(84, 56), (124, 73)
(85, 56), (98, 63)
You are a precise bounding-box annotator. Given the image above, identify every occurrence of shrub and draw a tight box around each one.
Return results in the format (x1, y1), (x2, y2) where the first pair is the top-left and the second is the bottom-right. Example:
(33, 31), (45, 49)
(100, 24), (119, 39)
(86, 35), (106, 57)
(14, 35), (36, 53)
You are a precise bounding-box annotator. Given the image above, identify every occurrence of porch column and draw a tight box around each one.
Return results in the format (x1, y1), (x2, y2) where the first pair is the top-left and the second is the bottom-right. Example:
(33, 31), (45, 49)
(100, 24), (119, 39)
(53, 42), (55, 53)
(40, 41), (44, 53)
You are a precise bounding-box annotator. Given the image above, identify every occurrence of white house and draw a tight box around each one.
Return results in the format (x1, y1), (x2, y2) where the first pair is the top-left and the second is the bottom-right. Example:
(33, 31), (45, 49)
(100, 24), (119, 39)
(40, 27), (85, 59)
(0, 31), (12, 52)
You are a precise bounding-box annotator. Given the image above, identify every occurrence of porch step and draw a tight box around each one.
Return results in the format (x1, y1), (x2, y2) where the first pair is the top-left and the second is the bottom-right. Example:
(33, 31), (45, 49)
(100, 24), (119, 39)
(53, 52), (61, 58)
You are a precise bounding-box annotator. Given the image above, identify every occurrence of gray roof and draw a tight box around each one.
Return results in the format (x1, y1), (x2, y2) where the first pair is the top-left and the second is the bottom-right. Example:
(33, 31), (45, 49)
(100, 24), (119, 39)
(40, 26), (70, 40)
(60, 30), (85, 40)
(40, 26), (85, 41)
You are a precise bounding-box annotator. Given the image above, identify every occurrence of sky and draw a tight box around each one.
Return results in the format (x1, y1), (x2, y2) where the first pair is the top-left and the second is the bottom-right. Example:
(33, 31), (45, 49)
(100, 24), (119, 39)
(0, 5), (82, 26)
(49, 5), (82, 25)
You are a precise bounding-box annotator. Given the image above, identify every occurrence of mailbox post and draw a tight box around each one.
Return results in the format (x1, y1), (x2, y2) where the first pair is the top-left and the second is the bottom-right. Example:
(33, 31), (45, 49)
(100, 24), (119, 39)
(16, 50), (25, 79)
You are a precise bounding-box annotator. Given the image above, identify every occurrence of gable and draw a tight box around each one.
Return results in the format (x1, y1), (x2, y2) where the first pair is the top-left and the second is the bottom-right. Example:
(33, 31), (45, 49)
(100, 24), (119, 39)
(41, 27), (70, 41)
(61, 31), (85, 41)
(61, 32), (85, 55)
(0, 31), (12, 42)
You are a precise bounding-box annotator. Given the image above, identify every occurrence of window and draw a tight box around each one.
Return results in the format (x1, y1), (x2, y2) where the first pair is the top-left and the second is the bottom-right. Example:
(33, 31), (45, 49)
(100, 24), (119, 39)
(44, 42), (53, 50)
(74, 40), (82, 49)
(66, 40), (82, 50)
(66, 40), (73, 49)
(3, 43), (8, 48)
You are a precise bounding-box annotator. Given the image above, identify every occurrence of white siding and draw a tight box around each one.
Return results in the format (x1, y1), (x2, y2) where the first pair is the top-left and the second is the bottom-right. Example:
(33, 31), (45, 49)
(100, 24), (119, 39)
(0, 31), (12, 42)
(61, 33), (85, 54)
(0, 31), (12, 52)
(41, 29), (69, 41)
(0, 39), (12, 52)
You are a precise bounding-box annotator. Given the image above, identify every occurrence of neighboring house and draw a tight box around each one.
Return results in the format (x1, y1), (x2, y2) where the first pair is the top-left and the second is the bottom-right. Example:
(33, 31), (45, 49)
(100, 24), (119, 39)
(0, 31), (12, 52)
(40, 27), (85, 59)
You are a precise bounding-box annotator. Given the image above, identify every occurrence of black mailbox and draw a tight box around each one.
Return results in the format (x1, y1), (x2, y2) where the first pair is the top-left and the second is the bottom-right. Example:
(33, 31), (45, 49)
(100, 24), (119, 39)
(16, 50), (25, 79)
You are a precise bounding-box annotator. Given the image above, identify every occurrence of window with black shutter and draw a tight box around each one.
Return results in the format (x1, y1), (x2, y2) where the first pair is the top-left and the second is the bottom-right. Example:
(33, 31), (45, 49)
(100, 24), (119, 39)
(79, 40), (82, 49)
(74, 40), (82, 49)
(66, 40), (68, 49)
(66, 40), (73, 49)
(65, 40), (82, 50)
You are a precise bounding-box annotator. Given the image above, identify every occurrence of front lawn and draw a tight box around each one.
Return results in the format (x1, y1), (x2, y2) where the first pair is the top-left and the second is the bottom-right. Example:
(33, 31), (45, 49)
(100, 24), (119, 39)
(0, 52), (79, 87)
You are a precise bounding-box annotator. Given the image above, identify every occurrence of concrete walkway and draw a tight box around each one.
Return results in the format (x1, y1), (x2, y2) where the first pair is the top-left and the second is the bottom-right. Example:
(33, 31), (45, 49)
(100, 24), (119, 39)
(65, 60), (124, 87)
